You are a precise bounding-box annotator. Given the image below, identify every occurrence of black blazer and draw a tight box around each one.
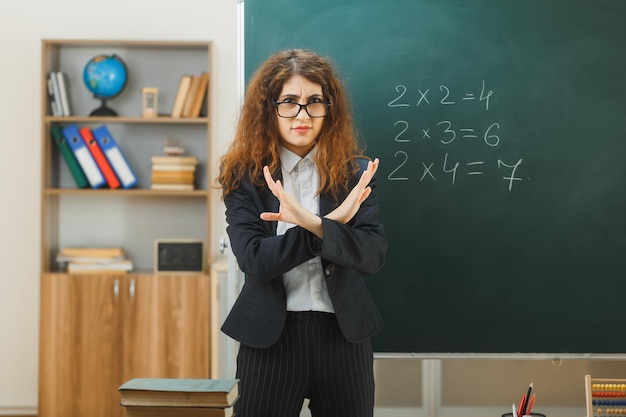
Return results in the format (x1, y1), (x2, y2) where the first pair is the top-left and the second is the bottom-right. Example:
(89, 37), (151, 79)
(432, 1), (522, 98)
(221, 158), (387, 348)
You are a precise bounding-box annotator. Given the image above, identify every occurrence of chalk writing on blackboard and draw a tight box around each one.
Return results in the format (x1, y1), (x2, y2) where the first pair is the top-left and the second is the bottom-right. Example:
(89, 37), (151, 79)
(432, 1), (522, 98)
(386, 82), (524, 191)
(388, 81), (493, 111)
(388, 151), (523, 190)
(394, 120), (501, 146)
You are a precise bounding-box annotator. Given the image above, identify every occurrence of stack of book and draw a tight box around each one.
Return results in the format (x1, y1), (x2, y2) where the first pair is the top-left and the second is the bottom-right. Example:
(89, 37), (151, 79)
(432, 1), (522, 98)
(56, 247), (133, 274)
(151, 155), (198, 191)
(119, 378), (239, 417)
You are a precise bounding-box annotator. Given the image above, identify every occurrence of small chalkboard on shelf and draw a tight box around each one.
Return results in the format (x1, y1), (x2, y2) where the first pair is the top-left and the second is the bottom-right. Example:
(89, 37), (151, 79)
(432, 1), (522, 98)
(155, 239), (204, 273)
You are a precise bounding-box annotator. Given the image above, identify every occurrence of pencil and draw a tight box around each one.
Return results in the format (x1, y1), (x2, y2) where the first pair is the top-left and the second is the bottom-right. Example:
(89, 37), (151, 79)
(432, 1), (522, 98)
(526, 393), (536, 415)
(518, 393), (527, 417)
(521, 383), (534, 416)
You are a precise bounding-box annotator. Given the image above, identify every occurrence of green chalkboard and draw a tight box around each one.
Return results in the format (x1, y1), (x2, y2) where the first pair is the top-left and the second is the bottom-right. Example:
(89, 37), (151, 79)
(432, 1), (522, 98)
(245, 0), (626, 353)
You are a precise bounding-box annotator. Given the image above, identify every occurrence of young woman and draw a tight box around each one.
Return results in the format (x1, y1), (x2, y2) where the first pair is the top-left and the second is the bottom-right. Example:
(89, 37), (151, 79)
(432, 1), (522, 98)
(217, 49), (387, 417)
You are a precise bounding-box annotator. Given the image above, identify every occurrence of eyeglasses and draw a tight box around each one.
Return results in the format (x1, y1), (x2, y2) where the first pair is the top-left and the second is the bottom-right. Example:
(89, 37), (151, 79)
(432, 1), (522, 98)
(272, 99), (331, 118)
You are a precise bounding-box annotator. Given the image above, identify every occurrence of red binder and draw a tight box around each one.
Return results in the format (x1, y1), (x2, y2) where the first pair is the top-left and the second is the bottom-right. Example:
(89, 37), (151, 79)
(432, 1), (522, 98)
(79, 126), (121, 189)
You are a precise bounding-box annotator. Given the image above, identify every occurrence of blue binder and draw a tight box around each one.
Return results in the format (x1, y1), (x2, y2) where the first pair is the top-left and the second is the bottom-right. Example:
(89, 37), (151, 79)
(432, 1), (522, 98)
(62, 124), (106, 188)
(92, 125), (138, 189)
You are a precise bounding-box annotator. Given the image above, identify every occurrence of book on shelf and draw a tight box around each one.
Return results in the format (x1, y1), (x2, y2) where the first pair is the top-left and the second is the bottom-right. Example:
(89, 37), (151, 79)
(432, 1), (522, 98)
(150, 183), (195, 191)
(56, 71), (71, 116)
(152, 163), (196, 172)
(68, 252), (128, 261)
(67, 259), (133, 274)
(151, 170), (195, 184)
(119, 378), (239, 408)
(151, 156), (198, 165)
(50, 125), (89, 188)
(57, 254), (126, 264)
(181, 75), (201, 117)
(79, 127), (121, 189)
(123, 406), (233, 417)
(47, 73), (62, 117)
(171, 75), (192, 118)
(189, 72), (209, 118)
(59, 247), (125, 258)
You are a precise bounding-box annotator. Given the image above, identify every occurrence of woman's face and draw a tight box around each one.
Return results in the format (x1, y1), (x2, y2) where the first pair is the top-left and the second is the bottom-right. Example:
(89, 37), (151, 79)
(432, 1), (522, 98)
(275, 75), (325, 157)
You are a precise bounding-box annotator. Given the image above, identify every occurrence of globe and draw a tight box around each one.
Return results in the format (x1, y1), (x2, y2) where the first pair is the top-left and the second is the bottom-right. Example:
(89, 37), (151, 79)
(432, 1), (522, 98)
(83, 54), (128, 116)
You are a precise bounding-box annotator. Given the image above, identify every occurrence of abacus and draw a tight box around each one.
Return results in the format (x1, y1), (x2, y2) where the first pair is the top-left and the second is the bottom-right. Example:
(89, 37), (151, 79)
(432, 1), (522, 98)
(585, 375), (626, 417)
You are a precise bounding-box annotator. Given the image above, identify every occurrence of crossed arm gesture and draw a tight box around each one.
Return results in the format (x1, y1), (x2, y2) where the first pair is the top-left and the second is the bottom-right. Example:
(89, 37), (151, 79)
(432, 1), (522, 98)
(260, 158), (379, 239)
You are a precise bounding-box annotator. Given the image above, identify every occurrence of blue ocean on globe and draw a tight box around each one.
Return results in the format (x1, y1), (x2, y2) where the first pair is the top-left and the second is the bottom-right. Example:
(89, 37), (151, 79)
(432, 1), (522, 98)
(83, 54), (128, 99)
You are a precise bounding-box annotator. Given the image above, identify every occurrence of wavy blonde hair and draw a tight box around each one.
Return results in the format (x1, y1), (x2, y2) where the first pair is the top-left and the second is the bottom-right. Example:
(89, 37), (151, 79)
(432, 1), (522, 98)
(217, 49), (365, 199)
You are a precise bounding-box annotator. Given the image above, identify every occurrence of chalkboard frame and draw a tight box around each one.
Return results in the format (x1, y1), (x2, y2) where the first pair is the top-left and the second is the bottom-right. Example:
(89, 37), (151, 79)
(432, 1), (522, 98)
(244, 0), (626, 354)
(154, 239), (205, 274)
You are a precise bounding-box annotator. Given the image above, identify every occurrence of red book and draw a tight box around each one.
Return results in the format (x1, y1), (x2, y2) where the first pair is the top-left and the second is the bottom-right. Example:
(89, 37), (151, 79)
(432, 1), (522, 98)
(79, 127), (121, 189)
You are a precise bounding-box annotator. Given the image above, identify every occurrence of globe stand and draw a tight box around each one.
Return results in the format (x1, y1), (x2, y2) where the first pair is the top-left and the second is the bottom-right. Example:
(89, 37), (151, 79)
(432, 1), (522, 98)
(89, 99), (118, 117)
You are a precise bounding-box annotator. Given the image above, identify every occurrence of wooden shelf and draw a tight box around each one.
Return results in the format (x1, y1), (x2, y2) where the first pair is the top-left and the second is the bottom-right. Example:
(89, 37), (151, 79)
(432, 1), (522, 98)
(45, 115), (210, 124)
(39, 39), (215, 417)
(40, 39), (213, 272)
(43, 188), (210, 197)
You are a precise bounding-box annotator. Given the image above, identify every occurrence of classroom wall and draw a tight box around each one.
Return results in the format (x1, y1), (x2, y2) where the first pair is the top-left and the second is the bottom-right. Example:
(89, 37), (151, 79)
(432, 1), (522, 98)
(0, 0), (238, 413)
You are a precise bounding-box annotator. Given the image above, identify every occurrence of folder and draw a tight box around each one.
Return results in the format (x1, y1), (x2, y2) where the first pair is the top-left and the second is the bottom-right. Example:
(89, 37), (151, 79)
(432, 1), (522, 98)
(62, 124), (106, 189)
(50, 125), (89, 188)
(79, 126), (121, 189)
(92, 125), (138, 189)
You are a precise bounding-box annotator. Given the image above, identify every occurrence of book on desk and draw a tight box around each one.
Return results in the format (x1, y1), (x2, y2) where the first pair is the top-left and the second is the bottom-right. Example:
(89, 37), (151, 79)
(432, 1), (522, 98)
(119, 378), (239, 409)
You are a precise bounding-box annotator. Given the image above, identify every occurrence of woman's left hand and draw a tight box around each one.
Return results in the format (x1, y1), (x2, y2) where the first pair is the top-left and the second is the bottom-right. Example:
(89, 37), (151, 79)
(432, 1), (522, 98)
(325, 158), (379, 224)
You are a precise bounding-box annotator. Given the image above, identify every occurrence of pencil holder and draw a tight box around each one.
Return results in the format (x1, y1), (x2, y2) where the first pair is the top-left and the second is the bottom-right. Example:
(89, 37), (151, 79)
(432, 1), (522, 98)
(502, 413), (546, 417)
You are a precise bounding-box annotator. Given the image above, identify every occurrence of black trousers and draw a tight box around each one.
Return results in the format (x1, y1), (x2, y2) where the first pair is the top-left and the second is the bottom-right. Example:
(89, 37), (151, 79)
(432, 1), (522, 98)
(234, 311), (375, 417)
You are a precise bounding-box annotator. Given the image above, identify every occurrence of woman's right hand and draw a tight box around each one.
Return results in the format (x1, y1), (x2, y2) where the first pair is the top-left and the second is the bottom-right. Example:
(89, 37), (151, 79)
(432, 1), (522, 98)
(260, 165), (324, 238)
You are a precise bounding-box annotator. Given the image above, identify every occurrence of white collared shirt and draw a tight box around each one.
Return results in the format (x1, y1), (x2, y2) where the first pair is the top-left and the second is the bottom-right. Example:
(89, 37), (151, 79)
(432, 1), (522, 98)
(277, 146), (334, 313)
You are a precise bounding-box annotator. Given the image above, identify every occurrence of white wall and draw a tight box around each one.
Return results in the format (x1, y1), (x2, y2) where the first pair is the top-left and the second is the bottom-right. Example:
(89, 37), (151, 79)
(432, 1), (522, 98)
(0, 0), (239, 413)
